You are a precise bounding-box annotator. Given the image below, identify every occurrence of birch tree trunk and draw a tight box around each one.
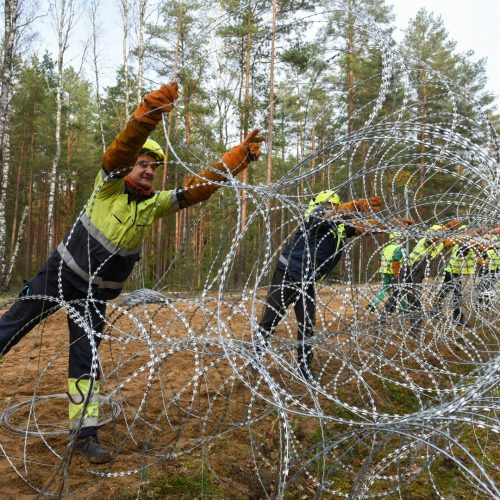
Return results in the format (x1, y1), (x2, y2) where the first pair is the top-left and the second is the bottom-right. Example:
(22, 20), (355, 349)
(47, 0), (77, 254)
(90, 0), (106, 151)
(120, 0), (131, 117)
(135, 0), (148, 104)
(0, 108), (12, 285)
(5, 206), (28, 288)
(0, 0), (21, 287)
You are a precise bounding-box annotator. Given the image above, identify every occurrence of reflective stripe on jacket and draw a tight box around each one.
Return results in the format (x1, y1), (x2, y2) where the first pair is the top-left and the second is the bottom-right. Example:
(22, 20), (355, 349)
(57, 169), (181, 297)
(407, 237), (443, 266)
(486, 236), (500, 272)
(445, 244), (477, 275)
(277, 206), (355, 282)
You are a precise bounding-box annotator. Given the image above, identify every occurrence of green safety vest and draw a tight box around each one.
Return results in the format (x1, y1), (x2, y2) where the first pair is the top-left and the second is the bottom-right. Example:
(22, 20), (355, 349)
(407, 237), (442, 266)
(57, 169), (181, 297)
(445, 244), (477, 275)
(486, 236), (500, 272)
(379, 242), (403, 275)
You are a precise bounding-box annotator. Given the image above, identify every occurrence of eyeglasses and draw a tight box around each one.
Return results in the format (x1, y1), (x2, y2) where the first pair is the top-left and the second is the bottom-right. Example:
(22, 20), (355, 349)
(134, 160), (161, 170)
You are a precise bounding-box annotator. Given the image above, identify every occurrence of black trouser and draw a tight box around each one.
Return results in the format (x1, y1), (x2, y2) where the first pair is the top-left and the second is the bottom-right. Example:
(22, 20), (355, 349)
(477, 270), (498, 307)
(381, 261), (425, 322)
(434, 271), (464, 322)
(258, 267), (316, 369)
(0, 263), (106, 437)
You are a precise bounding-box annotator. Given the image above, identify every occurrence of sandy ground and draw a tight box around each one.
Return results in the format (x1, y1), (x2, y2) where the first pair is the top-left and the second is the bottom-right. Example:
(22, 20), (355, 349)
(0, 289), (357, 498)
(0, 284), (497, 498)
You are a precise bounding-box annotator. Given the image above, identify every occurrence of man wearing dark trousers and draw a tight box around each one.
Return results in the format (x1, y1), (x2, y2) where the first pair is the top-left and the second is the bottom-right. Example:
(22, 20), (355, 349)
(255, 190), (381, 381)
(0, 82), (263, 463)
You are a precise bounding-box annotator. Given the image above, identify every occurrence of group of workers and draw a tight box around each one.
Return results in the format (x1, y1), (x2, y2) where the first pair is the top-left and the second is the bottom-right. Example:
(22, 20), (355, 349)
(0, 81), (497, 463)
(373, 222), (500, 332)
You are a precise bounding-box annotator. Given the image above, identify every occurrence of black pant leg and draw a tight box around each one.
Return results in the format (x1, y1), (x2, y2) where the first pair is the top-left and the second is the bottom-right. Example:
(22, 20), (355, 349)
(293, 281), (316, 368)
(0, 271), (62, 356)
(258, 268), (299, 343)
(67, 299), (106, 438)
(435, 271), (454, 308)
(450, 274), (463, 321)
(68, 299), (106, 380)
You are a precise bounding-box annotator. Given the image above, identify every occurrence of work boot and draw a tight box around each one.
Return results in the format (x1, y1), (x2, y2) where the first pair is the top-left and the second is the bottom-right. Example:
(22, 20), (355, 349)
(75, 435), (112, 464)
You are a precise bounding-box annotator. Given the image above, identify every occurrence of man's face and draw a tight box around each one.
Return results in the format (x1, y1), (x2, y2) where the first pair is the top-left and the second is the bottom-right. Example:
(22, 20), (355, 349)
(127, 154), (157, 191)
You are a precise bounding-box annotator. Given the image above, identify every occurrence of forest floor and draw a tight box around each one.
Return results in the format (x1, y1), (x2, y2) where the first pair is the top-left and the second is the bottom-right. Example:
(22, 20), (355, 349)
(0, 287), (498, 498)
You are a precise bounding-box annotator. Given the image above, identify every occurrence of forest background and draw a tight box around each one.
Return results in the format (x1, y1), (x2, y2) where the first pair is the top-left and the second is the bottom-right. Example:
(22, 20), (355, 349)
(0, 0), (499, 293)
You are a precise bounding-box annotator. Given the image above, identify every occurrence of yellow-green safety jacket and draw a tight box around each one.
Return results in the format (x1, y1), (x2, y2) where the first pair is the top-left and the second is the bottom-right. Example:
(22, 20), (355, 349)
(379, 242), (403, 275)
(445, 243), (477, 276)
(57, 169), (182, 299)
(485, 236), (500, 272)
(406, 237), (443, 267)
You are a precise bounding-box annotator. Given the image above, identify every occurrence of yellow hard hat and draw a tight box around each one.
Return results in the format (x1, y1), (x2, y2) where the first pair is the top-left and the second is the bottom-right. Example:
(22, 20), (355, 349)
(429, 224), (443, 232)
(140, 138), (166, 163)
(313, 190), (340, 205)
(390, 232), (402, 240)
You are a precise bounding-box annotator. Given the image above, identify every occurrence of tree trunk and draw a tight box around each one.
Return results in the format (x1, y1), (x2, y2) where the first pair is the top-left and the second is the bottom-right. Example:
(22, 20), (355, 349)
(5, 205), (28, 289)
(120, 0), (131, 117)
(135, 0), (148, 105)
(90, 0), (106, 152)
(0, 107), (12, 286)
(47, 0), (77, 254)
(0, 0), (21, 286)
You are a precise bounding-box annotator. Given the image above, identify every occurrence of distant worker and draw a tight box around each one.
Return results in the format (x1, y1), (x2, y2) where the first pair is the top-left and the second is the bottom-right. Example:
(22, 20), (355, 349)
(477, 227), (500, 308)
(0, 82), (264, 463)
(432, 227), (480, 325)
(368, 232), (406, 313)
(254, 190), (382, 381)
(379, 220), (461, 334)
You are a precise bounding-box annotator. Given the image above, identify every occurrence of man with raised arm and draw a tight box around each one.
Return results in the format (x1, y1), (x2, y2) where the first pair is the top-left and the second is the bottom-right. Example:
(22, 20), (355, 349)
(253, 190), (383, 381)
(0, 82), (263, 463)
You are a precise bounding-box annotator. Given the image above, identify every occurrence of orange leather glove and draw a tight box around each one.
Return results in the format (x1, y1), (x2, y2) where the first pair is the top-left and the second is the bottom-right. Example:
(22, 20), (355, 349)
(103, 82), (178, 173)
(133, 82), (179, 125)
(338, 196), (382, 212)
(182, 129), (265, 206)
(443, 219), (462, 230)
(394, 217), (416, 225)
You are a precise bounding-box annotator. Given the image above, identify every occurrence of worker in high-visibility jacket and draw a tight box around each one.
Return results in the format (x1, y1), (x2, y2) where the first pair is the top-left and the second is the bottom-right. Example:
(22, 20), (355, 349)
(477, 230), (500, 308)
(0, 82), (264, 463)
(379, 220), (461, 333)
(254, 190), (384, 381)
(368, 232), (405, 312)
(432, 227), (479, 325)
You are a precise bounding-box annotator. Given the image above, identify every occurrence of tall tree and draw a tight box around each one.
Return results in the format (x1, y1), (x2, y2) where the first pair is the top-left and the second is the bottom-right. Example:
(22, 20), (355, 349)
(0, 0), (22, 287)
(46, 0), (79, 254)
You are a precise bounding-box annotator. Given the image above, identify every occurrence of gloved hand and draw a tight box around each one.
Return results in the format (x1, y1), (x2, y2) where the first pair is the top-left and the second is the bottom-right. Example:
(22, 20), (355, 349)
(338, 196), (382, 212)
(133, 82), (179, 125)
(103, 82), (178, 173)
(182, 129), (265, 206)
(443, 219), (462, 230)
(394, 217), (416, 225)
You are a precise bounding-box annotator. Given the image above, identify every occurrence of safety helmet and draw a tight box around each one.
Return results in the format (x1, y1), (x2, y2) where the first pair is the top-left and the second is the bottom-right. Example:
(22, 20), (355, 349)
(389, 231), (402, 240)
(429, 224), (443, 232)
(313, 190), (341, 205)
(140, 138), (166, 163)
